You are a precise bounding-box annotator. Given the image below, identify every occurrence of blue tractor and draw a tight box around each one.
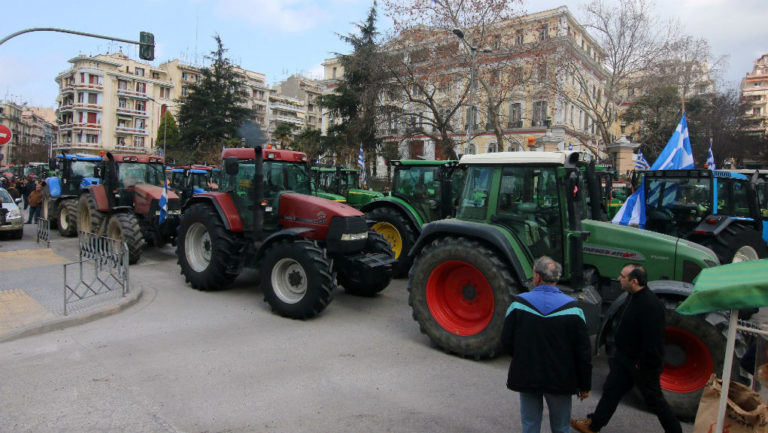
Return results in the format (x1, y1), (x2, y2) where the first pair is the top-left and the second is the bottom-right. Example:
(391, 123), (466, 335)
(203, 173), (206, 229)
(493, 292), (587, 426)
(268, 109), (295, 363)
(42, 153), (103, 236)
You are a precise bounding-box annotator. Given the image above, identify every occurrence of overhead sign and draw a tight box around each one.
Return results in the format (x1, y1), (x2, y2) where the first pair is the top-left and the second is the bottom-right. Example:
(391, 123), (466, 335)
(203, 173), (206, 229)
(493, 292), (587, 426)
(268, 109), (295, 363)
(0, 124), (11, 146)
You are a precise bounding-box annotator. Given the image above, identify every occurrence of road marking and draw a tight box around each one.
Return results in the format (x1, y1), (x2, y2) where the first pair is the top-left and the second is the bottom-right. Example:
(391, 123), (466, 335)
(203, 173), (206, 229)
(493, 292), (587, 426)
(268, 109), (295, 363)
(0, 249), (71, 272)
(0, 288), (55, 334)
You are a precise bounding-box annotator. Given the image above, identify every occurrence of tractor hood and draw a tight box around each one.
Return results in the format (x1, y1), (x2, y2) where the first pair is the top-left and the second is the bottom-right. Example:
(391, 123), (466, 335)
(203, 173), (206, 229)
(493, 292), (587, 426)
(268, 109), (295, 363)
(134, 184), (179, 201)
(582, 219), (719, 283)
(277, 193), (366, 241)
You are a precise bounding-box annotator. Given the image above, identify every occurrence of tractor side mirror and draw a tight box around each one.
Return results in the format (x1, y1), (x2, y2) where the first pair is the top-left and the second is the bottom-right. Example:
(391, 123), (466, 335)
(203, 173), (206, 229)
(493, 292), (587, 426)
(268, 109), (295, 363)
(224, 157), (239, 175)
(94, 166), (103, 178)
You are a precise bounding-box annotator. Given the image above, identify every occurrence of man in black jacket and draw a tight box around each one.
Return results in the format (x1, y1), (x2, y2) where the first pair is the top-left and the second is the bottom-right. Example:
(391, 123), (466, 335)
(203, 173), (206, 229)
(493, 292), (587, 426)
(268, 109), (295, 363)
(571, 264), (681, 433)
(501, 256), (591, 433)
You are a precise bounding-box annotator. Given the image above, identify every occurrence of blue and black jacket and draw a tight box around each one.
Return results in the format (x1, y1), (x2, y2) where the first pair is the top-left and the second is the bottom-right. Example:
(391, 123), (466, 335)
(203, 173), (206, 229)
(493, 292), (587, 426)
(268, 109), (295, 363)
(501, 285), (592, 395)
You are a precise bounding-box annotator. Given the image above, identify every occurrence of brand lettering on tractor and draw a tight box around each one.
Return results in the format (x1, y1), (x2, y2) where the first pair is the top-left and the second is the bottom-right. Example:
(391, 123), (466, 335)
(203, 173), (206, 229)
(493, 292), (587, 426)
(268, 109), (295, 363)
(315, 211), (327, 225)
(707, 422), (731, 433)
(583, 245), (645, 261)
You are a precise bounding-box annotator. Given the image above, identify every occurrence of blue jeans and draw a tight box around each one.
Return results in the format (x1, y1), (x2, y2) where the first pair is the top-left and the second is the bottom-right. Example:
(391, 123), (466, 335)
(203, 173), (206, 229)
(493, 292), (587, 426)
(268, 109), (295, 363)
(519, 392), (572, 433)
(27, 206), (41, 224)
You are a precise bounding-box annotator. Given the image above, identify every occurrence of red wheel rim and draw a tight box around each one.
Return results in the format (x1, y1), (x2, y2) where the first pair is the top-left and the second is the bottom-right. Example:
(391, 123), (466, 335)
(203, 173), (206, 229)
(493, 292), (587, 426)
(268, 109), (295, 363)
(660, 327), (714, 393)
(426, 260), (494, 336)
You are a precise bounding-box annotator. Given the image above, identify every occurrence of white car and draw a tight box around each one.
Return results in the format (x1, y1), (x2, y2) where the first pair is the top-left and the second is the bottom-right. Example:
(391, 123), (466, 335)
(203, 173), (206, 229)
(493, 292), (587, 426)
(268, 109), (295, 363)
(0, 187), (23, 239)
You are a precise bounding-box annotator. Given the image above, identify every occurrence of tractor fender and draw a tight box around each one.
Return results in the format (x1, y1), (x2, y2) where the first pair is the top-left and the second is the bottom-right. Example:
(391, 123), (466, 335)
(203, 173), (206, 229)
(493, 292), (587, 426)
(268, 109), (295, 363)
(184, 193), (243, 232)
(251, 227), (315, 266)
(84, 184), (110, 212)
(361, 199), (423, 230)
(410, 219), (530, 288)
(595, 280), (693, 354)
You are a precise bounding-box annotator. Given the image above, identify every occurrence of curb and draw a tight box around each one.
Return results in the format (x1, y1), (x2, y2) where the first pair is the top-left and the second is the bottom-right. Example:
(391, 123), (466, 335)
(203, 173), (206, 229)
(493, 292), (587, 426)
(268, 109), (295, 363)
(0, 284), (144, 344)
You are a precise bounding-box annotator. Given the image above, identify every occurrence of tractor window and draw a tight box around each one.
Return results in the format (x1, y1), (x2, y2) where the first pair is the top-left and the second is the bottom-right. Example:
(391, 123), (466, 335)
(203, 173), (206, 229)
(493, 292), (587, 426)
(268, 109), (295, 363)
(494, 166), (563, 262)
(732, 181), (751, 218)
(263, 161), (311, 197)
(117, 163), (164, 188)
(646, 177), (711, 236)
(70, 161), (97, 178)
(457, 166), (492, 220)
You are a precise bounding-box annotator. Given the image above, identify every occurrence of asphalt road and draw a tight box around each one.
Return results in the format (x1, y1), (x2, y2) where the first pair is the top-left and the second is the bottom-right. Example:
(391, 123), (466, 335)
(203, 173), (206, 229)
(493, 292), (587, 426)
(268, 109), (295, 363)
(0, 230), (696, 432)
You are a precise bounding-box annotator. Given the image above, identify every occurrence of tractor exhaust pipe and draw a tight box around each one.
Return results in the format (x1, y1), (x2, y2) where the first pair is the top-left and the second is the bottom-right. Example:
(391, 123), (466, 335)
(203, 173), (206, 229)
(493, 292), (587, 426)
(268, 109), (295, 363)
(253, 146), (264, 241)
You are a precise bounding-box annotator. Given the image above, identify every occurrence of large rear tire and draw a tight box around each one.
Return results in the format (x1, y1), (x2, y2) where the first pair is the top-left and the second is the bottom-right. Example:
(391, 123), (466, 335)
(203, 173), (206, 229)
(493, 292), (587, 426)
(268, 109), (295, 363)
(105, 213), (145, 265)
(408, 236), (518, 359)
(78, 193), (106, 235)
(261, 238), (335, 320)
(337, 231), (394, 297)
(368, 206), (418, 278)
(57, 199), (78, 237)
(175, 203), (238, 291)
(702, 224), (768, 263)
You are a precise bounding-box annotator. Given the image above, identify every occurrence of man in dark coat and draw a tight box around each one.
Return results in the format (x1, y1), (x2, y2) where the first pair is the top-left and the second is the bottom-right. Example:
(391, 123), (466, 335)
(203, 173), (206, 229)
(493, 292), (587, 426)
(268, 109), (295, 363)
(501, 256), (592, 433)
(571, 264), (681, 433)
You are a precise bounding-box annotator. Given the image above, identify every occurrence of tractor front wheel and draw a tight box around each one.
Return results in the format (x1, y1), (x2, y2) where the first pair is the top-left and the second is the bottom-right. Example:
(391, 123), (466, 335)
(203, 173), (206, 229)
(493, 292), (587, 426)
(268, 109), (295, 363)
(261, 238), (335, 320)
(408, 236), (518, 359)
(337, 231), (394, 297)
(57, 199), (78, 237)
(704, 224), (768, 263)
(175, 203), (238, 291)
(105, 213), (145, 265)
(78, 193), (105, 235)
(368, 206), (417, 278)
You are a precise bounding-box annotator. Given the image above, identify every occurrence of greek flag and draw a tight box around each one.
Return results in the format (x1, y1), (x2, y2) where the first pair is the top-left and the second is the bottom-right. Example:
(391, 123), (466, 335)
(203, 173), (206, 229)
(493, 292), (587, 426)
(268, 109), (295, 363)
(706, 139), (716, 170)
(612, 114), (695, 227)
(635, 150), (650, 170)
(357, 143), (367, 188)
(569, 143), (573, 151)
(159, 177), (169, 224)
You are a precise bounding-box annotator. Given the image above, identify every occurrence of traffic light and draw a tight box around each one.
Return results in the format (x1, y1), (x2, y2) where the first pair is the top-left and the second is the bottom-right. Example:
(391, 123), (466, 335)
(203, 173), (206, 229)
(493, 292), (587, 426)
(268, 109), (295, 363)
(139, 31), (155, 61)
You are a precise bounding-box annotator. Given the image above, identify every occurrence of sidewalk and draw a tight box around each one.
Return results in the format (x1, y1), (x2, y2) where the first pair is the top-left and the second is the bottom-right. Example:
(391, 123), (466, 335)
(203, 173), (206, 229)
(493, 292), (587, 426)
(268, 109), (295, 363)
(0, 239), (142, 343)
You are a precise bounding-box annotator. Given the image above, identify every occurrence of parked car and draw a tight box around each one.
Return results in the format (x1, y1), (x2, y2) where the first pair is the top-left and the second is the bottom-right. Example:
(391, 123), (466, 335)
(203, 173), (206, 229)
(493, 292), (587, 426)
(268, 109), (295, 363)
(0, 187), (23, 239)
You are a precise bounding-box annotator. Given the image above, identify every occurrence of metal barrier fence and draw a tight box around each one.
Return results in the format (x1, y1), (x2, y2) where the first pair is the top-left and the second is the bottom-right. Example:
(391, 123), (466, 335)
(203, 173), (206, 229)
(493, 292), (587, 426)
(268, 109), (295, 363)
(36, 218), (50, 247)
(63, 231), (130, 315)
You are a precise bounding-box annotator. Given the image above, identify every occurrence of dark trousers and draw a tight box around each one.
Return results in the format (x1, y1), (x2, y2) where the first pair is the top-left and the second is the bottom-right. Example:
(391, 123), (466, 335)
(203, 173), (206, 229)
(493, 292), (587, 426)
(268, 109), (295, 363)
(27, 206), (41, 223)
(590, 353), (681, 433)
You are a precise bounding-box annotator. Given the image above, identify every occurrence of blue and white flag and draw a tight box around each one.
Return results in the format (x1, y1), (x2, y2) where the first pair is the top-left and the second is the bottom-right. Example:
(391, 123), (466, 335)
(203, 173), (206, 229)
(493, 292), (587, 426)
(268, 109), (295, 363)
(706, 139), (716, 170)
(612, 114), (695, 227)
(159, 177), (169, 224)
(568, 143), (573, 151)
(635, 150), (650, 170)
(357, 143), (367, 188)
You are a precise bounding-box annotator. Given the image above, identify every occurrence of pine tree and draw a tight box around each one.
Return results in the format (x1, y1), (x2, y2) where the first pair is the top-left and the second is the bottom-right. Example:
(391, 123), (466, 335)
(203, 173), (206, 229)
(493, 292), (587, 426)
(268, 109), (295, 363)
(177, 35), (253, 162)
(156, 111), (180, 161)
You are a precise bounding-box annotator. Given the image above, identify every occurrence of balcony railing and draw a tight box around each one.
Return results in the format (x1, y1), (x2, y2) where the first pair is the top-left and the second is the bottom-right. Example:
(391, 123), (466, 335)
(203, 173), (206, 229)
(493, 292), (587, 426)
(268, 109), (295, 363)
(117, 88), (149, 99)
(73, 83), (103, 91)
(114, 144), (147, 154)
(73, 103), (103, 111)
(271, 101), (302, 112)
(60, 85), (75, 93)
(507, 120), (523, 128)
(57, 104), (74, 112)
(116, 107), (149, 117)
(274, 115), (303, 125)
(115, 126), (149, 135)
(71, 122), (102, 131)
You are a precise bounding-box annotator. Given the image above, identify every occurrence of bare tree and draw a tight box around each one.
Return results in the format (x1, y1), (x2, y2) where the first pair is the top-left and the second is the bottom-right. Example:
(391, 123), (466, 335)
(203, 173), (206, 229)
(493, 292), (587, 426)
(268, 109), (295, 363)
(381, 0), (525, 158)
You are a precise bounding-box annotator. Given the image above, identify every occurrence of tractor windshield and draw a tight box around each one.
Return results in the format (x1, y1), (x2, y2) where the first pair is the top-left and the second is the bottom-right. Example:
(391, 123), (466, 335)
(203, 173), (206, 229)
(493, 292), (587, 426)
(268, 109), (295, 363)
(457, 166), (493, 220)
(118, 163), (165, 188)
(393, 165), (443, 222)
(645, 176), (712, 235)
(70, 161), (98, 178)
(342, 170), (361, 191)
(316, 170), (337, 192)
(264, 161), (311, 195)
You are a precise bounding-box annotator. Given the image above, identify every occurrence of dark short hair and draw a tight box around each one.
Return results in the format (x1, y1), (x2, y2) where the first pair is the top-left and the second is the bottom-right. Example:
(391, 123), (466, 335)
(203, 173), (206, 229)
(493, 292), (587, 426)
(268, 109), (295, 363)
(534, 256), (562, 284)
(624, 263), (648, 287)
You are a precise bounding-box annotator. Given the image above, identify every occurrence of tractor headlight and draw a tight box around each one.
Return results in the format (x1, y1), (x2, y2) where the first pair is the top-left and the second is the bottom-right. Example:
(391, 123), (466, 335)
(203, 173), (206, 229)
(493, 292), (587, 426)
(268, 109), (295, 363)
(341, 232), (368, 241)
(169, 210), (181, 215)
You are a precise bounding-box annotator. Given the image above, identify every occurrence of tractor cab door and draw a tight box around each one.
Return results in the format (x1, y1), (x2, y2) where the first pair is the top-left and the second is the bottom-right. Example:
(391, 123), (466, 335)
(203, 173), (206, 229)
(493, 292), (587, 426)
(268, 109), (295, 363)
(490, 165), (565, 265)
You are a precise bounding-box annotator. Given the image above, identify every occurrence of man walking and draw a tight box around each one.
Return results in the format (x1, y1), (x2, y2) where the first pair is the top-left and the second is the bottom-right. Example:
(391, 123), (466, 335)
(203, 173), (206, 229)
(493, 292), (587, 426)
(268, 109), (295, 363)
(501, 256), (591, 433)
(26, 182), (43, 224)
(571, 263), (681, 433)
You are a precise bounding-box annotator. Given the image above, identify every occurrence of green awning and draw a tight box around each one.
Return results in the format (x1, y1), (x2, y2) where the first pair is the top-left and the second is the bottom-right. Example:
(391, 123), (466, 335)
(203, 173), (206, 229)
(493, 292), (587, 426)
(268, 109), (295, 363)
(676, 259), (768, 315)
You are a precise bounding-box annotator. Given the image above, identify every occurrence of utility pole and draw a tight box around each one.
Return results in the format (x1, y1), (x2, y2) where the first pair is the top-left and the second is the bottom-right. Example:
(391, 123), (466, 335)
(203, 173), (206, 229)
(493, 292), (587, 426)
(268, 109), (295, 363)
(452, 29), (491, 155)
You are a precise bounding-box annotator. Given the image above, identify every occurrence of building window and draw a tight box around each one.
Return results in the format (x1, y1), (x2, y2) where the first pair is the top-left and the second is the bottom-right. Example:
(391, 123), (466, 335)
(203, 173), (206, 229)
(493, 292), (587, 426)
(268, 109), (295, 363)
(135, 101), (146, 112)
(135, 68), (144, 77)
(539, 24), (548, 41)
(538, 63), (547, 82)
(136, 119), (145, 130)
(532, 101), (547, 126)
(118, 80), (128, 90)
(332, 67), (337, 79)
(88, 93), (98, 104)
(182, 72), (188, 81)
(136, 82), (146, 93)
(754, 107), (762, 116)
(117, 119), (127, 128)
(86, 134), (99, 144)
(134, 137), (145, 147)
(152, 72), (160, 79)
(117, 136), (126, 146)
(515, 30), (524, 45)
(488, 143), (497, 153)
(119, 98), (127, 108)
(509, 103), (522, 126)
(182, 87), (188, 97)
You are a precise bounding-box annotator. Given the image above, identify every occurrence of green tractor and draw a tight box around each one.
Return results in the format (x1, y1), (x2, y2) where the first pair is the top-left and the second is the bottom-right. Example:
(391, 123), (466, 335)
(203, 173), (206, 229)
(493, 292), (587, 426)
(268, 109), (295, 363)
(362, 160), (464, 277)
(640, 169), (768, 264)
(407, 151), (737, 420)
(312, 166), (383, 208)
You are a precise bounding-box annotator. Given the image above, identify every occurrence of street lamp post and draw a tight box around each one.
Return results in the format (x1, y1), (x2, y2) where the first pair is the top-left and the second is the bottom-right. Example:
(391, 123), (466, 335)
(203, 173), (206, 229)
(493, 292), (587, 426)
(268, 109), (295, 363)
(452, 29), (491, 155)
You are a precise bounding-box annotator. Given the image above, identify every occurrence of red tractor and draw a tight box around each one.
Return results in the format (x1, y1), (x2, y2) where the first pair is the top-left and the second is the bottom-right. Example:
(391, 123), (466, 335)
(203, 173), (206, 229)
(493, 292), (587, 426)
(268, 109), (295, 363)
(175, 146), (394, 319)
(79, 153), (181, 264)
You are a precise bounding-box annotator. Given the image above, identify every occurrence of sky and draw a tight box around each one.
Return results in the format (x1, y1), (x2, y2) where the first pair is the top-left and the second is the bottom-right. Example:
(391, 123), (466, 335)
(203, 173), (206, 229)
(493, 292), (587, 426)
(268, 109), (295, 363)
(2, 0), (767, 108)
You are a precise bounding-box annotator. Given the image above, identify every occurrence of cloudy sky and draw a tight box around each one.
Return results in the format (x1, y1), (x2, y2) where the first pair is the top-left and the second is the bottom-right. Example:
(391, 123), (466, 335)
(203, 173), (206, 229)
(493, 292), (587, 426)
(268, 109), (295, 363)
(2, 0), (767, 108)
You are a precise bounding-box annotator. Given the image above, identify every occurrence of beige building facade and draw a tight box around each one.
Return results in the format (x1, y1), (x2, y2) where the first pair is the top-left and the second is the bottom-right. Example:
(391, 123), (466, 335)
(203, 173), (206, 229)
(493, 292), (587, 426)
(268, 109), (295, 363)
(0, 101), (56, 165)
(740, 53), (768, 136)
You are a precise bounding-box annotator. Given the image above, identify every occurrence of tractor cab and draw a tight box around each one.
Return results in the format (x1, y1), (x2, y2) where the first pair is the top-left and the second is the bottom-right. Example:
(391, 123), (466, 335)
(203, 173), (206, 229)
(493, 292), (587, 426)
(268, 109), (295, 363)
(390, 160), (463, 223)
(108, 154), (167, 208)
(47, 153), (103, 197)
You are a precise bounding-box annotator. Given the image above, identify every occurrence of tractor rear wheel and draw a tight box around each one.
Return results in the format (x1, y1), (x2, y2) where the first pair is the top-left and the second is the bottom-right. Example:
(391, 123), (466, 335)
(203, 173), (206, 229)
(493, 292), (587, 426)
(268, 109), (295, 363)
(337, 231), (394, 297)
(105, 213), (145, 265)
(261, 238), (335, 319)
(703, 224), (768, 263)
(176, 203), (238, 291)
(57, 199), (78, 237)
(368, 206), (417, 278)
(408, 236), (518, 359)
(78, 193), (105, 235)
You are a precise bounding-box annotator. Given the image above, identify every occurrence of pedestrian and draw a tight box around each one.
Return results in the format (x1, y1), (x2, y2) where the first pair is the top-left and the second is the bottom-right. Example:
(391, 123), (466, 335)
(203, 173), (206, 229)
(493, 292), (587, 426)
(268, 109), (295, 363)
(26, 182), (43, 224)
(501, 256), (592, 433)
(22, 177), (32, 209)
(571, 264), (682, 433)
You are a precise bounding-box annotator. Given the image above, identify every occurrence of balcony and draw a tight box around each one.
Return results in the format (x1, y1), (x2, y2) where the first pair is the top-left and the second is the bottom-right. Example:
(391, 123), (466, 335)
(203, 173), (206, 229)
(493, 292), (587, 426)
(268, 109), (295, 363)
(117, 88), (149, 99)
(73, 83), (103, 91)
(115, 126), (149, 135)
(114, 144), (147, 154)
(116, 107), (149, 117)
(57, 103), (74, 113)
(271, 101), (302, 112)
(274, 115), (303, 125)
(73, 102), (103, 111)
(60, 84), (75, 93)
(507, 120), (523, 129)
(72, 122), (102, 131)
